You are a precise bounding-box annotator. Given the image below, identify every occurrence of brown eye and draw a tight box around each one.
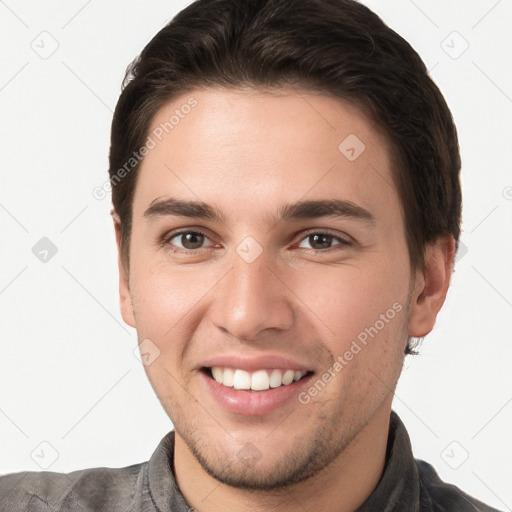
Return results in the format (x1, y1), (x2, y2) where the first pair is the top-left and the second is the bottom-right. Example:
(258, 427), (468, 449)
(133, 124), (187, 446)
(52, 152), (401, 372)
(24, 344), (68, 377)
(298, 232), (351, 251)
(309, 234), (332, 250)
(167, 231), (211, 250)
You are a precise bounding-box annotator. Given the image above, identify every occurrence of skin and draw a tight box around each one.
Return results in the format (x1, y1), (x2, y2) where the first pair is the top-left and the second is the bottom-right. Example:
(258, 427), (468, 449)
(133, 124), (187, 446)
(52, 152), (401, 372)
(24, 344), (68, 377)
(113, 87), (455, 512)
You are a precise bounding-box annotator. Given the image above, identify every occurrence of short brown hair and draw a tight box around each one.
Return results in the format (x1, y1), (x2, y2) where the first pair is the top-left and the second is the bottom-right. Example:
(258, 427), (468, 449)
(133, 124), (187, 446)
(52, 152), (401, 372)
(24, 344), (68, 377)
(109, 0), (461, 276)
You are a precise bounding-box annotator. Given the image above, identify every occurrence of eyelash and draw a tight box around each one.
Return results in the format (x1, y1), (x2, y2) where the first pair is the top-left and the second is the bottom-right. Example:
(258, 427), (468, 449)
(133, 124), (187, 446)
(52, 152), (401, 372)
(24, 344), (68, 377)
(160, 228), (352, 254)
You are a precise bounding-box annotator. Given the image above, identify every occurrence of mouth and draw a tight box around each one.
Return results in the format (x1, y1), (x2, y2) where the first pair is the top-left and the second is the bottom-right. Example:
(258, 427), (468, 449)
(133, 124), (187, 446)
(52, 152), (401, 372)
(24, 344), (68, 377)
(198, 354), (317, 416)
(202, 366), (313, 391)
(199, 365), (315, 416)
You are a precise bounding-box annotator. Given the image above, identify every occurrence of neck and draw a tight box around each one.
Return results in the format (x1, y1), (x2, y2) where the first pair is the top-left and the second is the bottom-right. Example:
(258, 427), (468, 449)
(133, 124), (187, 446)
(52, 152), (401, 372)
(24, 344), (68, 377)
(174, 405), (391, 512)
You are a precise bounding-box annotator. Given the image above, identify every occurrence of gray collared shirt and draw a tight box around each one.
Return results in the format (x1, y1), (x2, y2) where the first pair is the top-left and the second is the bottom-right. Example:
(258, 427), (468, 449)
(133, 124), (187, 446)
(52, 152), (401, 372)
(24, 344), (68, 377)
(0, 412), (501, 511)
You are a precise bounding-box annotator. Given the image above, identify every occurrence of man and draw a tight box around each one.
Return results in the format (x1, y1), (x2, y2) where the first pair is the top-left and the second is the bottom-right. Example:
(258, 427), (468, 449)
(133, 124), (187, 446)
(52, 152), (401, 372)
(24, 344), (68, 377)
(0, 0), (501, 510)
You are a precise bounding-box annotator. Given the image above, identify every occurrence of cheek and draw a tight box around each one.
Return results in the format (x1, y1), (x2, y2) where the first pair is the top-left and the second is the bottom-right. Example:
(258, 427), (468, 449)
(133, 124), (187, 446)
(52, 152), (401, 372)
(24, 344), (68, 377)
(130, 264), (201, 401)
(128, 257), (229, 382)
(290, 258), (407, 344)
(321, 314), (407, 415)
(289, 257), (409, 405)
(130, 259), (207, 335)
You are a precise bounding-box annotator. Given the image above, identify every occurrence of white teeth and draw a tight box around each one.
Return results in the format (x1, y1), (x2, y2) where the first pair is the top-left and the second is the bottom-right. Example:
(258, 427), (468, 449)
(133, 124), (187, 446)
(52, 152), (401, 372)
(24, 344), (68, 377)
(211, 367), (223, 384)
(269, 369), (282, 388)
(210, 367), (307, 391)
(233, 369), (251, 390)
(223, 368), (234, 387)
(251, 370), (270, 391)
(282, 369), (295, 385)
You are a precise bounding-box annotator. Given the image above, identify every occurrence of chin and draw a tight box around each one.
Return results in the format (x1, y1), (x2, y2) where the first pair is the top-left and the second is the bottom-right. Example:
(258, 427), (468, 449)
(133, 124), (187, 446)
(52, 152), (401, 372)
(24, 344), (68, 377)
(181, 423), (347, 491)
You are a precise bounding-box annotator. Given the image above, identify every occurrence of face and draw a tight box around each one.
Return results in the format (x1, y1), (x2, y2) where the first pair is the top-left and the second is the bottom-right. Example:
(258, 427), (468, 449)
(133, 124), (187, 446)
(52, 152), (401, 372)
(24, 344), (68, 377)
(117, 87), (425, 489)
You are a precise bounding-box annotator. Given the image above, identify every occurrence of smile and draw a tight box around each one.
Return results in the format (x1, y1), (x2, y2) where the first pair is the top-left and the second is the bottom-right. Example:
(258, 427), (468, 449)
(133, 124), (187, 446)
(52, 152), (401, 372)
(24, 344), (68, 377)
(206, 367), (311, 391)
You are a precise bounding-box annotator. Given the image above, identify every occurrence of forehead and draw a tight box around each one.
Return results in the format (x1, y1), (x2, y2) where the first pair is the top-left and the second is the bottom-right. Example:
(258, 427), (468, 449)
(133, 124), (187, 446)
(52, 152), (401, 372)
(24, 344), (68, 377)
(132, 87), (401, 227)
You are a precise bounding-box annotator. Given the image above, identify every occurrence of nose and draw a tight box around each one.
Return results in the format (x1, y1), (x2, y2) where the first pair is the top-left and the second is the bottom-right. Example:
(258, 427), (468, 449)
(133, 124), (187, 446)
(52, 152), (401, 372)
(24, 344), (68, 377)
(208, 249), (295, 342)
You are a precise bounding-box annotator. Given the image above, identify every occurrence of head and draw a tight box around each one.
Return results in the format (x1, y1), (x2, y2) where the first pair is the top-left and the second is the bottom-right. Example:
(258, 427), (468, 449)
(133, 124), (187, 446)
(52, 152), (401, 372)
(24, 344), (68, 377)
(109, 0), (460, 491)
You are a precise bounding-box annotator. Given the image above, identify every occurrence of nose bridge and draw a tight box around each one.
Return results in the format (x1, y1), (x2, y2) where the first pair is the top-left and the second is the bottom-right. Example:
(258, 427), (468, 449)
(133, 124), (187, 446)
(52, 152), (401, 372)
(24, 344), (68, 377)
(211, 247), (294, 340)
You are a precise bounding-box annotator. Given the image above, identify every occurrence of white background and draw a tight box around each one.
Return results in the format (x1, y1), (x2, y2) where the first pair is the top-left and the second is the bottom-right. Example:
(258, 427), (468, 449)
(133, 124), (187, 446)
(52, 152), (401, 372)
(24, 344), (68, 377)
(1, 0), (511, 510)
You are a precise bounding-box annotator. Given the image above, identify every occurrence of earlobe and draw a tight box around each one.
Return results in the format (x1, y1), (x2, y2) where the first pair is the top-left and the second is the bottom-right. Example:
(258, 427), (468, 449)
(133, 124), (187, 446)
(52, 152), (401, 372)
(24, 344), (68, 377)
(112, 210), (136, 328)
(408, 235), (456, 338)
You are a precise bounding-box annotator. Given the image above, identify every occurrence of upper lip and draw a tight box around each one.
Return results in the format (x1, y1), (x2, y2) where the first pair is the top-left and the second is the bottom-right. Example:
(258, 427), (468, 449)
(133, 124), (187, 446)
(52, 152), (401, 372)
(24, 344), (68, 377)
(201, 354), (314, 373)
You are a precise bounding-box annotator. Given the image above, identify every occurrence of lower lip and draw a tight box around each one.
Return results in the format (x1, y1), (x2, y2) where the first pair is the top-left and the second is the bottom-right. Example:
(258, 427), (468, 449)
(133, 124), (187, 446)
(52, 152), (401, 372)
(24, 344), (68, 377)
(200, 371), (314, 416)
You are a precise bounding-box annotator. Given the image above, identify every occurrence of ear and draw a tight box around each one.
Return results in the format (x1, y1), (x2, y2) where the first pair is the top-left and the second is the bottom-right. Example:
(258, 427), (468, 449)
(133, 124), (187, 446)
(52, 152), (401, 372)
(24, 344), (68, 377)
(408, 235), (456, 338)
(112, 209), (136, 328)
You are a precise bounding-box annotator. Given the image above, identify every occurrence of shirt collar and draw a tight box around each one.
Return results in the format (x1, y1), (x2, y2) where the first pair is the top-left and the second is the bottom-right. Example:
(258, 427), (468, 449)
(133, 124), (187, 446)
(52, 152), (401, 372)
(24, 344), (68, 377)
(147, 431), (190, 511)
(356, 410), (421, 511)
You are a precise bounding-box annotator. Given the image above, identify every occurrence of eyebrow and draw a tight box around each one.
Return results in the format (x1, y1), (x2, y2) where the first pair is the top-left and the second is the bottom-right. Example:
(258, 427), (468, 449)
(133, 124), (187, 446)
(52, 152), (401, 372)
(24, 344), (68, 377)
(144, 197), (227, 223)
(143, 196), (376, 226)
(278, 199), (375, 226)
